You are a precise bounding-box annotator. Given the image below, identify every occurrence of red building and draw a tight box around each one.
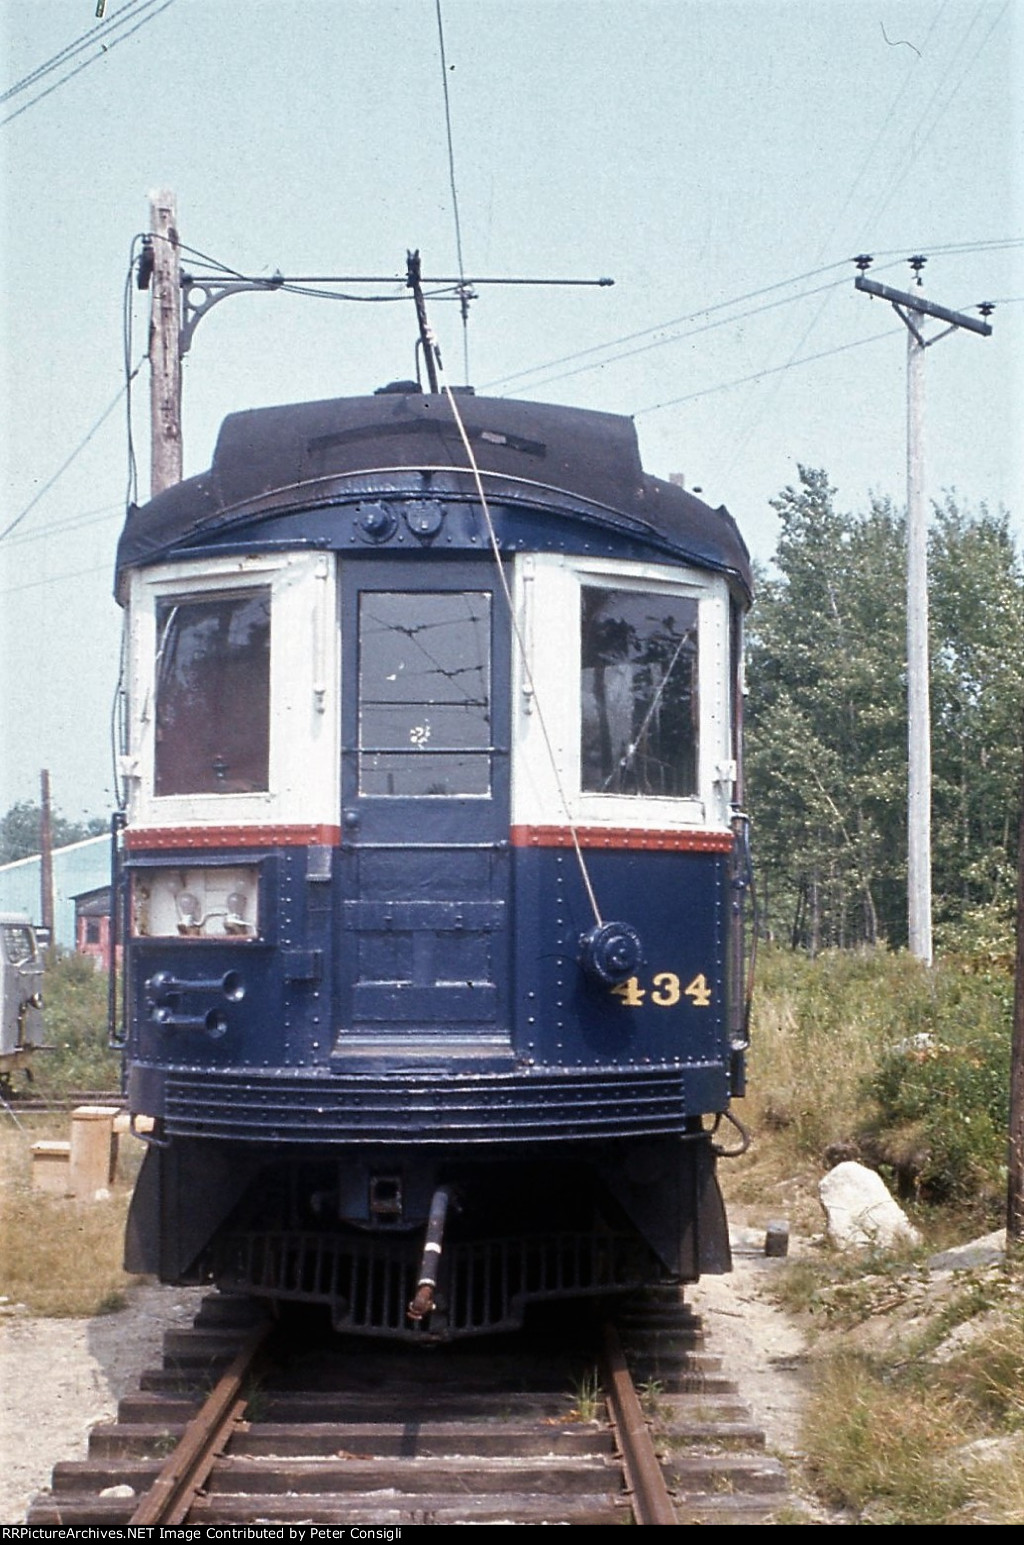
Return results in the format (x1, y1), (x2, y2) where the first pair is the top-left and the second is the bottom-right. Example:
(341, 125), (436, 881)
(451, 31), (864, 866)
(72, 887), (116, 972)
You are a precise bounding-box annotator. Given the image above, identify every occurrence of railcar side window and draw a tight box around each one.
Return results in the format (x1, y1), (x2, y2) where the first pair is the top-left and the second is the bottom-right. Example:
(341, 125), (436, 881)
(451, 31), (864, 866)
(581, 587), (699, 797)
(358, 591), (491, 796)
(154, 591), (271, 796)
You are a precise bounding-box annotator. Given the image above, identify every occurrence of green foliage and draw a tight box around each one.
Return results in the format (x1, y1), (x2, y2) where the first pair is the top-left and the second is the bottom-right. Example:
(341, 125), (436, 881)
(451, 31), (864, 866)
(0, 798), (107, 864)
(746, 472), (1024, 951)
(869, 1002), (1011, 1206)
(36, 953), (121, 1095)
(745, 945), (1012, 1220)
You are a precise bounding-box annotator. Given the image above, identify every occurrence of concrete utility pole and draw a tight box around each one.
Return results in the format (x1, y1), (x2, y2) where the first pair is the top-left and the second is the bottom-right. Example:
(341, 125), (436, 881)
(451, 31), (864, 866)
(854, 258), (993, 965)
(148, 189), (183, 497)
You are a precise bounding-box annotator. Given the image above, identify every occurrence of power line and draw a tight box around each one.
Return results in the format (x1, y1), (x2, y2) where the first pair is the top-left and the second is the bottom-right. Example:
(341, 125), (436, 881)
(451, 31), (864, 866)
(857, 2), (1011, 237)
(504, 277), (859, 397)
(0, 0), (147, 103)
(1, 503), (122, 550)
(483, 260), (854, 392)
(0, 384), (129, 545)
(634, 326), (900, 418)
(483, 241), (1019, 397)
(1, 0), (178, 128)
(717, 2), (1011, 479)
(0, 560), (113, 600)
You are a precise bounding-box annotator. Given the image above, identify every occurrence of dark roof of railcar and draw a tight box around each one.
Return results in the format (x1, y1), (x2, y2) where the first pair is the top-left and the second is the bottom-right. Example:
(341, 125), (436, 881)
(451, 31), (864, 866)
(116, 390), (752, 598)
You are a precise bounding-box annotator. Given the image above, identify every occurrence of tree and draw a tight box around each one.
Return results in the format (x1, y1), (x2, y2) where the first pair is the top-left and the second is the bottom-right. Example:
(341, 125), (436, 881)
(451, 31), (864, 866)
(929, 499), (1024, 920)
(745, 470), (1023, 952)
(0, 800), (107, 866)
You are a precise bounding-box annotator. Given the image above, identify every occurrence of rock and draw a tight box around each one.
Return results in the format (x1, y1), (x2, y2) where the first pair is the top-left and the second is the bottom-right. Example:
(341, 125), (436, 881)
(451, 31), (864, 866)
(764, 1220), (790, 1257)
(818, 1160), (922, 1251)
(927, 1229), (1006, 1272)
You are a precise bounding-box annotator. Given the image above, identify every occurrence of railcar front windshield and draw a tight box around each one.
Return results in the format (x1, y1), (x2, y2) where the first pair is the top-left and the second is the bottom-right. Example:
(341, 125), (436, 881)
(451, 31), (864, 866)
(580, 586), (699, 797)
(358, 590), (492, 796)
(154, 590), (271, 796)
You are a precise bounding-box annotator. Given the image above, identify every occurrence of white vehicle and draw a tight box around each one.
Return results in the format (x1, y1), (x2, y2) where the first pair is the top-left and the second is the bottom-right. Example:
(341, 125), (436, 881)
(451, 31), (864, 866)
(0, 914), (44, 1081)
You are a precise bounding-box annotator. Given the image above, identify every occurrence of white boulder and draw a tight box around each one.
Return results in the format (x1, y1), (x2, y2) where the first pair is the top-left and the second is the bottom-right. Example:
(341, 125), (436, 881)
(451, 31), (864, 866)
(819, 1160), (922, 1251)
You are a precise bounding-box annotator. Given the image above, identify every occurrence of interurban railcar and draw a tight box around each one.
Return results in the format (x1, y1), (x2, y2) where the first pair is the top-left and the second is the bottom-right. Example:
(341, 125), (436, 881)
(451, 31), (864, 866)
(114, 384), (753, 1339)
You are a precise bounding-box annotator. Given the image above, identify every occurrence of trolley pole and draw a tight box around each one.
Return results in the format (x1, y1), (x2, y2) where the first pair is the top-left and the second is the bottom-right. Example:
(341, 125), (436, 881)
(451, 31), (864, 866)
(149, 189), (183, 497)
(854, 258), (993, 964)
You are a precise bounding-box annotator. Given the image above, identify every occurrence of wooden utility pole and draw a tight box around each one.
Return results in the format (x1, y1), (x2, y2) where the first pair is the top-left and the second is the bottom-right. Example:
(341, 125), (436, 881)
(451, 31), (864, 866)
(854, 259), (993, 964)
(1009, 720), (1024, 1240)
(149, 189), (183, 497)
(39, 769), (54, 941)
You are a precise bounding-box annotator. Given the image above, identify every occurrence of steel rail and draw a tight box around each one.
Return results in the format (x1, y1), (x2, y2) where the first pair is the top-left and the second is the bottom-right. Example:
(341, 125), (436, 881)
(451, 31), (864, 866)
(601, 1320), (678, 1526)
(129, 1317), (274, 1525)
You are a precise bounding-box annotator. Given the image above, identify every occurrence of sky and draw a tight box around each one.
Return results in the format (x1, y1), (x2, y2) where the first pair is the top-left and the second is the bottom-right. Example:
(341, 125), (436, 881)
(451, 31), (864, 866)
(0, 0), (1021, 825)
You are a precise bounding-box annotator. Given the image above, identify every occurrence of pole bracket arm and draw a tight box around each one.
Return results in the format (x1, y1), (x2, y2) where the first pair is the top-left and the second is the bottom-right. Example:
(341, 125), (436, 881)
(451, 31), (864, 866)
(180, 272), (285, 356)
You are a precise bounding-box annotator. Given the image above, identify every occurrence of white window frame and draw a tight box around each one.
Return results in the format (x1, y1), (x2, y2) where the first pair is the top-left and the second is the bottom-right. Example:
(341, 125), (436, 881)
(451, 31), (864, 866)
(511, 552), (735, 832)
(124, 551), (339, 831)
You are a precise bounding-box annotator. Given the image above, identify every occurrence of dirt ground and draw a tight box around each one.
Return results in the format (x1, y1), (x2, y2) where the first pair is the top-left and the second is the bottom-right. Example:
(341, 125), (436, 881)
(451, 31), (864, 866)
(0, 1229), (813, 1524)
(0, 1282), (206, 1524)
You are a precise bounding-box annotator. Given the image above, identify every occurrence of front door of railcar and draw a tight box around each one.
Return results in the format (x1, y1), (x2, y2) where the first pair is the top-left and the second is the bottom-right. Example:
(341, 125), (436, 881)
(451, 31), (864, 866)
(333, 559), (512, 1052)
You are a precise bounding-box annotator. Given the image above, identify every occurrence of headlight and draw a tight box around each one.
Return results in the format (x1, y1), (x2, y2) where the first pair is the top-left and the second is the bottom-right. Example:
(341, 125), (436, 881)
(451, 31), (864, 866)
(132, 867), (260, 939)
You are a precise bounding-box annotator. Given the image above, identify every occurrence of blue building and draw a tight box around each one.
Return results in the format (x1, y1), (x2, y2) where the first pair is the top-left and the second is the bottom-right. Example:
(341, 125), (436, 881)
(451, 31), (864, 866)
(0, 836), (109, 951)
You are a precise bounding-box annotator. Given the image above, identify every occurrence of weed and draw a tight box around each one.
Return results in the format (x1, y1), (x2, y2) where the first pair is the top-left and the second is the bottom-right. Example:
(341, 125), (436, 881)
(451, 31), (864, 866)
(638, 1378), (671, 1422)
(567, 1368), (602, 1423)
(33, 955), (122, 1098)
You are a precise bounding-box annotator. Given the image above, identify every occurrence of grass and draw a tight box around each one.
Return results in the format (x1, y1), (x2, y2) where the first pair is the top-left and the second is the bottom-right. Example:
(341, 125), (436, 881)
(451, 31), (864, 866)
(801, 1350), (976, 1523)
(734, 939), (1023, 1524)
(566, 1368), (602, 1423)
(0, 1116), (145, 1317)
(0, 955), (140, 1315)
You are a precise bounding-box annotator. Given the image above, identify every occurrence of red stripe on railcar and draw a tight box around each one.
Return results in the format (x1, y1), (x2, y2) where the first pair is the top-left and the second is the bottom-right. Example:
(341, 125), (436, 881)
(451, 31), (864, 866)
(124, 824), (342, 851)
(509, 825), (733, 852)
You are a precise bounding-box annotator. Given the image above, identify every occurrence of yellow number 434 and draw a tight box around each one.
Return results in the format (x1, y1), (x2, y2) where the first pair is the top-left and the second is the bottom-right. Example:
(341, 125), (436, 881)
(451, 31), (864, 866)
(610, 972), (712, 1008)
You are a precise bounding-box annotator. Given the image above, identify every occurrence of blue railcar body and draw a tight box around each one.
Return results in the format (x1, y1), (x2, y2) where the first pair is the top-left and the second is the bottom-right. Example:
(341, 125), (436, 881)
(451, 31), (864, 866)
(116, 388), (752, 1339)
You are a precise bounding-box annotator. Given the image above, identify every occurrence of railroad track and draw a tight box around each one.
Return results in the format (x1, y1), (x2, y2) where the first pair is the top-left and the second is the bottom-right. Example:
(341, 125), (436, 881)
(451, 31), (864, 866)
(0, 1089), (124, 1116)
(27, 1290), (788, 1526)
